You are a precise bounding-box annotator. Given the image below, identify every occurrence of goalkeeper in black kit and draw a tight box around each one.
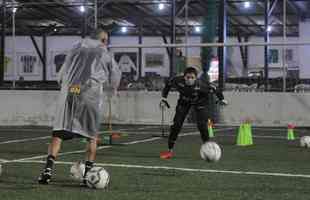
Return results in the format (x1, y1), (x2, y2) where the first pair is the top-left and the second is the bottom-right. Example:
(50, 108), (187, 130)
(160, 67), (227, 159)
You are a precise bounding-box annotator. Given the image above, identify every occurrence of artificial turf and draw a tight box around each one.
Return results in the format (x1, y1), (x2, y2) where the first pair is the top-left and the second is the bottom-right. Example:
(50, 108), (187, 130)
(0, 126), (310, 200)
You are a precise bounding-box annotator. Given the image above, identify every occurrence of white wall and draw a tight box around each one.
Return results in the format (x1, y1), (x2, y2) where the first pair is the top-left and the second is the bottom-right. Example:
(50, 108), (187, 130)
(1, 90), (310, 127)
(5, 36), (81, 81)
(46, 36), (81, 80)
(226, 37), (243, 77)
(299, 20), (310, 79)
(246, 36), (300, 78)
(5, 36), (43, 80)
(2, 35), (256, 80)
(110, 36), (202, 77)
(3, 34), (307, 80)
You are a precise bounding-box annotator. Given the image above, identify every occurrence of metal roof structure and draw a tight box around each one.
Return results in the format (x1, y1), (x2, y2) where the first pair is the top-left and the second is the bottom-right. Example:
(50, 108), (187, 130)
(1, 0), (309, 37)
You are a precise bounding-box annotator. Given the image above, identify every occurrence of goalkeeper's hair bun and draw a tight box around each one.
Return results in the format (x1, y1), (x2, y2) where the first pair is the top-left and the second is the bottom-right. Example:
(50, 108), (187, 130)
(184, 67), (198, 76)
(90, 28), (107, 40)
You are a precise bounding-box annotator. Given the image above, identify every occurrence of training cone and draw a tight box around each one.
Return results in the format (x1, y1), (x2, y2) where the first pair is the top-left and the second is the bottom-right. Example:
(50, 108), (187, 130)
(111, 132), (121, 139)
(287, 124), (296, 140)
(81, 135), (103, 145)
(208, 119), (214, 138)
(236, 122), (253, 146)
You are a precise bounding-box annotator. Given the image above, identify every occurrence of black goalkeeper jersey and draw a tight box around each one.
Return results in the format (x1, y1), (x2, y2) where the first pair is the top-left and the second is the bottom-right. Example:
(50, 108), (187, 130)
(162, 76), (224, 105)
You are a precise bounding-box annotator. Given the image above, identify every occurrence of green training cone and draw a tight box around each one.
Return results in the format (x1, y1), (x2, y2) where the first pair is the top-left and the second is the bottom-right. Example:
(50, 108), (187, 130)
(237, 123), (253, 146)
(287, 124), (295, 140)
(103, 135), (112, 144)
(208, 119), (214, 138)
(287, 129), (295, 140)
(245, 123), (253, 145)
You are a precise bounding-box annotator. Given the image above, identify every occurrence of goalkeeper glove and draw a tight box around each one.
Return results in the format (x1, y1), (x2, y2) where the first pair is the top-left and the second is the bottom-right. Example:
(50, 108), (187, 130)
(159, 98), (170, 109)
(217, 99), (228, 106)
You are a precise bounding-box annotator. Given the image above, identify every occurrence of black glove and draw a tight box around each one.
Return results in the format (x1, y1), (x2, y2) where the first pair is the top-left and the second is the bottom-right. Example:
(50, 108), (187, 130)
(159, 98), (170, 109)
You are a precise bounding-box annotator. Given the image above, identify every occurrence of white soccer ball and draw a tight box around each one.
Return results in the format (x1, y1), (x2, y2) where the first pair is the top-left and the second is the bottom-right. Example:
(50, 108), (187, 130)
(300, 136), (310, 148)
(70, 161), (85, 181)
(200, 142), (222, 162)
(85, 167), (110, 189)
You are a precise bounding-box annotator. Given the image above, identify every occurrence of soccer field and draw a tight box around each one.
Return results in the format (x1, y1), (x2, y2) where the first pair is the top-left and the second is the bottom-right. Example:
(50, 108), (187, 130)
(1, 125), (310, 200)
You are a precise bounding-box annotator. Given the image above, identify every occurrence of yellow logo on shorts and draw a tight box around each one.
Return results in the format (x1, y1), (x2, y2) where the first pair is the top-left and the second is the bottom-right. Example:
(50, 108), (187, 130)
(69, 85), (81, 95)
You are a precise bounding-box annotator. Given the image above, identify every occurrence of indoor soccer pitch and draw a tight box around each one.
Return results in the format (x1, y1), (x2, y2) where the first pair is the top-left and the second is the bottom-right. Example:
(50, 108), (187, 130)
(0, 125), (310, 200)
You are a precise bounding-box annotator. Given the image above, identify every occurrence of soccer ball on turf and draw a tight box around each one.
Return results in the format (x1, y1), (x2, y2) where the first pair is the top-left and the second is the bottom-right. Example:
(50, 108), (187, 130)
(300, 136), (310, 148)
(200, 142), (222, 162)
(70, 161), (85, 181)
(85, 167), (110, 189)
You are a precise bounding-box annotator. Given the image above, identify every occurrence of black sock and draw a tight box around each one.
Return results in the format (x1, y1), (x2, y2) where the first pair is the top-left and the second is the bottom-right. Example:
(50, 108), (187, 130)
(45, 155), (56, 171)
(84, 161), (94, 177)
(168, 141), (175, 151)
(201, 134), (209, 143)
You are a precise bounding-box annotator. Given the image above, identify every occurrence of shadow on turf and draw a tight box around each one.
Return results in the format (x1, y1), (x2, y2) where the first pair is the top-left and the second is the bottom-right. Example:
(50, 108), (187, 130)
(0, 180), (37, 190)
(141, 171), (184, 177)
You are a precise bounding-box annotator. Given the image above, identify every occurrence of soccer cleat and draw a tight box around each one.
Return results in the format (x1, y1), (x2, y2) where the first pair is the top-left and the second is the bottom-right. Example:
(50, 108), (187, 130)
(160, 151), (173, 159)
(38, 168), (52, 184)
(79, 178), (88, 187)
(80, 164), (93, 187)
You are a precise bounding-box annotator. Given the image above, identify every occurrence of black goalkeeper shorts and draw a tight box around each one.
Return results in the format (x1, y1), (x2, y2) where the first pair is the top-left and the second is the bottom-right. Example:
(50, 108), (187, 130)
(52, 130), (87, 141)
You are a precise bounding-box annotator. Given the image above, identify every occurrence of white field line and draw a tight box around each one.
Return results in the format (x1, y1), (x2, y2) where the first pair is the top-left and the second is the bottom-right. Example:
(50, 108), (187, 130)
(217, 134), (299, 139)
(0, 136), (51, 144)
(0, 127), (296, 146)
(0, 128), (51, 132)
(15, 160), (310, 179)
(0, 128), (235, 145)
(3, 132), (199, 164)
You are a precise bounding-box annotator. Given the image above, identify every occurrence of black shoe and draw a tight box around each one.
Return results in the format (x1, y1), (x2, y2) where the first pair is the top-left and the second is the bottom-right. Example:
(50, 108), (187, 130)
(38, 168), (52, 184)
(79, 178), (87, 187)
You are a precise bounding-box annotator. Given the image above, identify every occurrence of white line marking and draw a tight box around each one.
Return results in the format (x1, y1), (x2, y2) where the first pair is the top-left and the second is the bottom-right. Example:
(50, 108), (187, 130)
(0, 158), (9, 163)
(0, 128), (234, 145)
(100, 127), (235, 135)
(0, 128), (51, 132)
(4, 132), (199, 164)
(217, 134), (299, 140)
(0, 126), (290, 146)
(15, 160), (310, 179)
(0, 136), (51, 145)
(0, 127), (291, 163)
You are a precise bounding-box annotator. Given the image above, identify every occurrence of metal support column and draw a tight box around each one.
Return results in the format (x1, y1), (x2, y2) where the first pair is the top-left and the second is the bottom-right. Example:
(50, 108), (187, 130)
(264, 0), (270, 91)
(42, 34), (47, 82)
(170, 0), (176, 77)
(94, 0), (98, 29)
(282, 0), (287, 92)
(185, 0), (189, 65)
(138, 23), (143, 79)
(0, 0), (6, 86)
(82, 1), (87, 38)
(218, 0), (227, 90)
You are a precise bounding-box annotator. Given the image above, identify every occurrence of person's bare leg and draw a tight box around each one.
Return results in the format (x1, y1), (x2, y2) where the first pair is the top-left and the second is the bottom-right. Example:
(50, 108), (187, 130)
(48, 136), (62, 157)
(83, 137), (97, 179)
(38, 136), (63, 184)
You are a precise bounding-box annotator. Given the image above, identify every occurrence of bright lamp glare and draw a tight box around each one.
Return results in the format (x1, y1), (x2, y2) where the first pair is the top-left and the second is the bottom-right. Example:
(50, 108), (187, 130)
(121, 27), (127, 33)
(244, 1), (251, 9)
(267, 26), (272, 32)
(195, 26), (201, 33)
(80, 5), (85, 12)
(158, 3), (165, 10)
